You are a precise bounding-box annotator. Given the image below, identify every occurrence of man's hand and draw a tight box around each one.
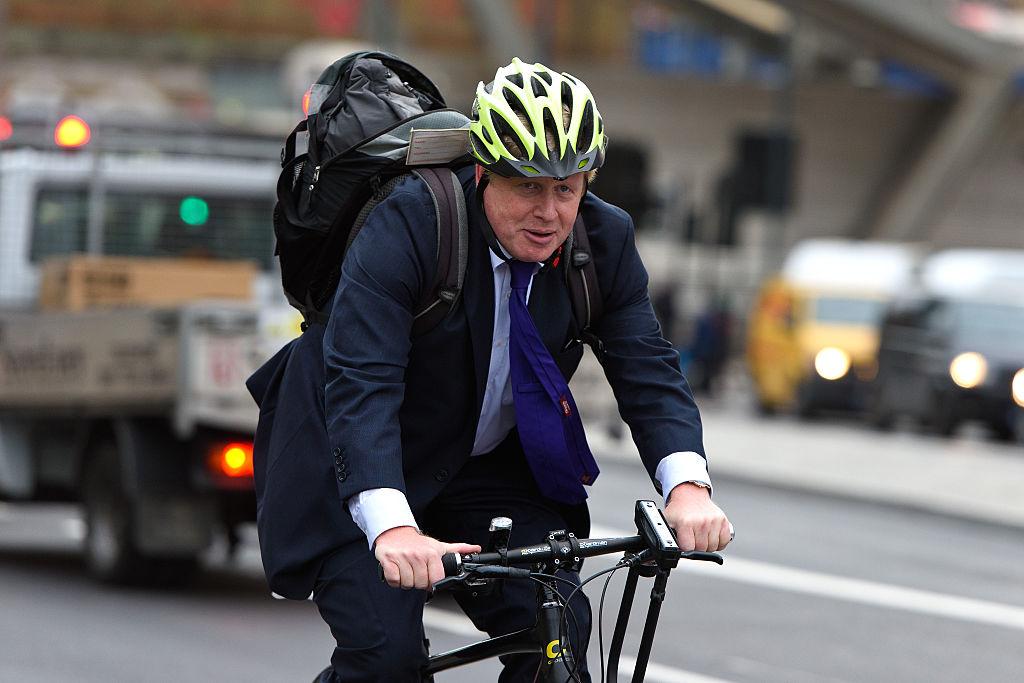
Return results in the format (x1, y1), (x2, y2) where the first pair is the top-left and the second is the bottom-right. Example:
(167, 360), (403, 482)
(374, 526), (482, 590)
(664, 483), (732, 552)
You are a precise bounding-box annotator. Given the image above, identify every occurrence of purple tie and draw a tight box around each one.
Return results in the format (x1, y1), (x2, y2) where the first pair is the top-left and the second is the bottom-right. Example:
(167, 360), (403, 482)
(508, 260), (599, 504)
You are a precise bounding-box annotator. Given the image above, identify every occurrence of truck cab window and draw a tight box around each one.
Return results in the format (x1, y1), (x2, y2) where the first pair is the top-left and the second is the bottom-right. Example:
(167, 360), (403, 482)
(31, 188), (274, 268)
(105, 193), (274, 267)
(30, 188), (89, 261)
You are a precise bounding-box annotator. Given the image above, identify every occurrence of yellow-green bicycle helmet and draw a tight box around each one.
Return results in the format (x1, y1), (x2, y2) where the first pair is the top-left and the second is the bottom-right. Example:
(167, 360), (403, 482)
(469, 58), (607, 179)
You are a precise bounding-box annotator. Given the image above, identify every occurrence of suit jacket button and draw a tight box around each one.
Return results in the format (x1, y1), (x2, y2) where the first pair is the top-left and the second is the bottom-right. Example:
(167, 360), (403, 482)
(338, 462), (347, 472)
(337, 473), (347, 482)
(434, 468), (449, 482)
(333, 447), (341, 457)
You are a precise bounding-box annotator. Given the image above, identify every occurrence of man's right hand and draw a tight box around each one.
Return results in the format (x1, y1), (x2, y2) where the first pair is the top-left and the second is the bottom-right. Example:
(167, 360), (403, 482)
(374, 526), (481, 590)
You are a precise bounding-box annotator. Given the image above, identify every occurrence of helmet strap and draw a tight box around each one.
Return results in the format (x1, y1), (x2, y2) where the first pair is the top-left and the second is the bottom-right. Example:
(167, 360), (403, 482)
(474, 173), (512, 261)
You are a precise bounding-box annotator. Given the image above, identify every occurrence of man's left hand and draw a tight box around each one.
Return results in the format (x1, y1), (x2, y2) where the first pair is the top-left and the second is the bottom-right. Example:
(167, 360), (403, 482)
(664, 482), (732, 552)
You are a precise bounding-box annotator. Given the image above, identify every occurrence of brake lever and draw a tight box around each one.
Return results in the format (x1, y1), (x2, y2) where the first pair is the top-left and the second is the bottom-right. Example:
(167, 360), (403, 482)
(430, 574), (468, 594)
(680, 550), (724, 565)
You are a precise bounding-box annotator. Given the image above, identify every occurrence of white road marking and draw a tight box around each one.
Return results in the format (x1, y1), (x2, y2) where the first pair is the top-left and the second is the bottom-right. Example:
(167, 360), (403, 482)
(591, 524), (1024, 632)
(422, 608), (734, 683)
(617, 655), (733, 683)
(422, 607), (480, 638)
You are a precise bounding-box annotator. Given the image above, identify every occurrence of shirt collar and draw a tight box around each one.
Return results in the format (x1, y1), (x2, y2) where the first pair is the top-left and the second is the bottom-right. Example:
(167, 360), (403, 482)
(490, 249), (544, 276)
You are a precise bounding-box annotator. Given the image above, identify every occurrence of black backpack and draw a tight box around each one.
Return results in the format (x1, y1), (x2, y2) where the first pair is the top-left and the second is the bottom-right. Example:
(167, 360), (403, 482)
(273, 50), (603, 339)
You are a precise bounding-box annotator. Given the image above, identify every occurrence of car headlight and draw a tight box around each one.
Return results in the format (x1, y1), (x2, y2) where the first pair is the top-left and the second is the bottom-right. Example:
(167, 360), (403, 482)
(1013, 369), (1024, 408)
(814, 347), (851, 381)
(949, 352), (987, 389)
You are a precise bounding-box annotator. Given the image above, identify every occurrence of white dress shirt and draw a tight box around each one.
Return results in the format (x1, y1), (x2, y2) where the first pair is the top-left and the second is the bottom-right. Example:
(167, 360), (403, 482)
(347, 250), (712, 547)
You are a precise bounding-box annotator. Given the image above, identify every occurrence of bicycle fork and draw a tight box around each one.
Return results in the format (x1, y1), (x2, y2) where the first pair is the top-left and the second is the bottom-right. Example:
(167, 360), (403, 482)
(607, 564), (670, 683)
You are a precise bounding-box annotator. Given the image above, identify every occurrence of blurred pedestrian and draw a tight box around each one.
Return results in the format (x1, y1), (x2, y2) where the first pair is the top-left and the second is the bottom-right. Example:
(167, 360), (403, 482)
(652, 284), (678, 345)
(688, 296), (732, 396)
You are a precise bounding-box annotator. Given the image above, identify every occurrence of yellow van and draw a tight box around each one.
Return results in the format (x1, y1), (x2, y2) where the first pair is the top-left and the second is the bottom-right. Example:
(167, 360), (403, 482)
(747, 240), (915, 417)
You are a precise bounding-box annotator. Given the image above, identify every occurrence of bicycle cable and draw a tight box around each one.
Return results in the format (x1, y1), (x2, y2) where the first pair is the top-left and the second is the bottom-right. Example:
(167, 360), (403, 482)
(597, 566), (624, 683)
(568, 554), (642, 683)
(549, 560), (631, 683)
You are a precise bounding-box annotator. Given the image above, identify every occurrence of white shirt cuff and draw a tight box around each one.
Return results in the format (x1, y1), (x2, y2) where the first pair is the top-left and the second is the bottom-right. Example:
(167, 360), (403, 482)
(346, 488), (419, 549)
(655, 451), (712, 505)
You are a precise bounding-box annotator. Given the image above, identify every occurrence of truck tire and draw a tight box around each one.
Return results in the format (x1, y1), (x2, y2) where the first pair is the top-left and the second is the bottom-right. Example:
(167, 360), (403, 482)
(865, 379), (894, 431)
(82, 440), (198, 586)
(795, 382), (818, 420)
(83, 440), (146, 583)
(989, 418), (1014, 442)
(755, 398), (778, 417)
(922, 390), (956, 438)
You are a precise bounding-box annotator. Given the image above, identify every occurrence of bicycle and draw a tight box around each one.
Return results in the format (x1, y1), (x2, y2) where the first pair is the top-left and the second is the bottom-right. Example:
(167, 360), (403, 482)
(422, 499), (724, 682)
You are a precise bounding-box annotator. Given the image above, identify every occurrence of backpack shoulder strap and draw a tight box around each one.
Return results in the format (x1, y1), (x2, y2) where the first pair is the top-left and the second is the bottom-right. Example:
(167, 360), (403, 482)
(410, 167), (468, 336)
(566, 215), (604, 351)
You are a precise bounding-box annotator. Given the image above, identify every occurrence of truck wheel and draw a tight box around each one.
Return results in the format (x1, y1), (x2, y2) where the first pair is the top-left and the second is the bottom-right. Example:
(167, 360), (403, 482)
(865, 380), (894, 431)
(923, 391), (956, 437)
(82, 441), (200, 586)
(756, 398), (778, 417)
(990, 419), (1015, 442)
(83, 441), (147, 584)
(795, 382), (818, 420)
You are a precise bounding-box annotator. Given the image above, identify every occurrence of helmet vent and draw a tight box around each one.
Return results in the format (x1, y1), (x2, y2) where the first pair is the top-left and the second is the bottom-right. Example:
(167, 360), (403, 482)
(538, 70), (554, 85)
(470, 131), (497, 163)
(506, 94), (532, 131)
(507, 72), (524, 89)
(579, 101), (595, 150)
(531, 75), (547, 97)
(493, 113), (525, 159)
(560, 82), (574, 110)
(542, 108), (558, 155)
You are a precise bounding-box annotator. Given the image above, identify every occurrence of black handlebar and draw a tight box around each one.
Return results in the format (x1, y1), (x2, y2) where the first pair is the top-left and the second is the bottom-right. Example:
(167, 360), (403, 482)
(426, 503), (725, 681)
(441, 534), (722, 578)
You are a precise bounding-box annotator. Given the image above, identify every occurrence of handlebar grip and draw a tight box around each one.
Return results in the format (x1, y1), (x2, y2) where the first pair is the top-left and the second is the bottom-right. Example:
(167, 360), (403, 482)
(441, 552), (462, 577)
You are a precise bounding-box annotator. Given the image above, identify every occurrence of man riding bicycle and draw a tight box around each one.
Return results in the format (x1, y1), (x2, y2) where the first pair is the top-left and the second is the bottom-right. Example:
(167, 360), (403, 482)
(306, 57), (732, 682)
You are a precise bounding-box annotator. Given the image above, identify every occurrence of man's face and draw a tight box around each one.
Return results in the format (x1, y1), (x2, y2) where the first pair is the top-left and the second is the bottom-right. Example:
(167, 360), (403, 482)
(480, 169), (584, 263)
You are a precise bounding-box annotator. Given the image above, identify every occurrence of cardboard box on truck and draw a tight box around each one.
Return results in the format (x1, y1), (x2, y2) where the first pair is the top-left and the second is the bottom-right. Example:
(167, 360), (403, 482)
(38, 256), (256, 311)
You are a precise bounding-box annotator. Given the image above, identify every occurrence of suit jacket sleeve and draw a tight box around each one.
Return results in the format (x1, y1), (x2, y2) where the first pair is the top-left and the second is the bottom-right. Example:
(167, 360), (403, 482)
(323, 186), (437, 502)
(588, 203), (706, 487)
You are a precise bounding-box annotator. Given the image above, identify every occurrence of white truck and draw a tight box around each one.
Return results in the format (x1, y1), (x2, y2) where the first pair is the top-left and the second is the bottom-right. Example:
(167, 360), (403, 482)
(0, 128), (298, 584)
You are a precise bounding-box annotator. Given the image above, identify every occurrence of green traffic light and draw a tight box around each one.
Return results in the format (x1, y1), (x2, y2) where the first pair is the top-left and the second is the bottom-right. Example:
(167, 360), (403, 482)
(179, 196), (210, 226)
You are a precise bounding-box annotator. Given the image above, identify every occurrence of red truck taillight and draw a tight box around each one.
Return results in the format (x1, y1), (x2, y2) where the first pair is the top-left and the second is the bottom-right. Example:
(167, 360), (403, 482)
(210, 442), (254, 478)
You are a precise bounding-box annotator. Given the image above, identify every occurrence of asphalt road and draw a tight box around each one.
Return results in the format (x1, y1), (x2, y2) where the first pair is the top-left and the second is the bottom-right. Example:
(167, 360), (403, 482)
(2, 418), (1023, 682)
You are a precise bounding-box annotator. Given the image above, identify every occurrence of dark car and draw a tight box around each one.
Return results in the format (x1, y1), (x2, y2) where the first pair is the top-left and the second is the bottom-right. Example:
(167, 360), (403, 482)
(867, 296), (1024, 440)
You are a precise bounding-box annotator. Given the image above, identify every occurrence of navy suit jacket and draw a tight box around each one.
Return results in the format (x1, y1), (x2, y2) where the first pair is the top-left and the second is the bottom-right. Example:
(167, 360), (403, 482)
(247, 167), (705, 599)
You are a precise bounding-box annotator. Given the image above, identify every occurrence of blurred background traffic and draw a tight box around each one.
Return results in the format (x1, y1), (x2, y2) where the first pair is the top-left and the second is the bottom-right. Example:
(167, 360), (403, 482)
(1, 1), (1023, 682)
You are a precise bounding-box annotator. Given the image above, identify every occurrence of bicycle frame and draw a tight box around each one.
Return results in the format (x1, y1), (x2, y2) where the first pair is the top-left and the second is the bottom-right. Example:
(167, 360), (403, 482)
(424, 580), (577, 681)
